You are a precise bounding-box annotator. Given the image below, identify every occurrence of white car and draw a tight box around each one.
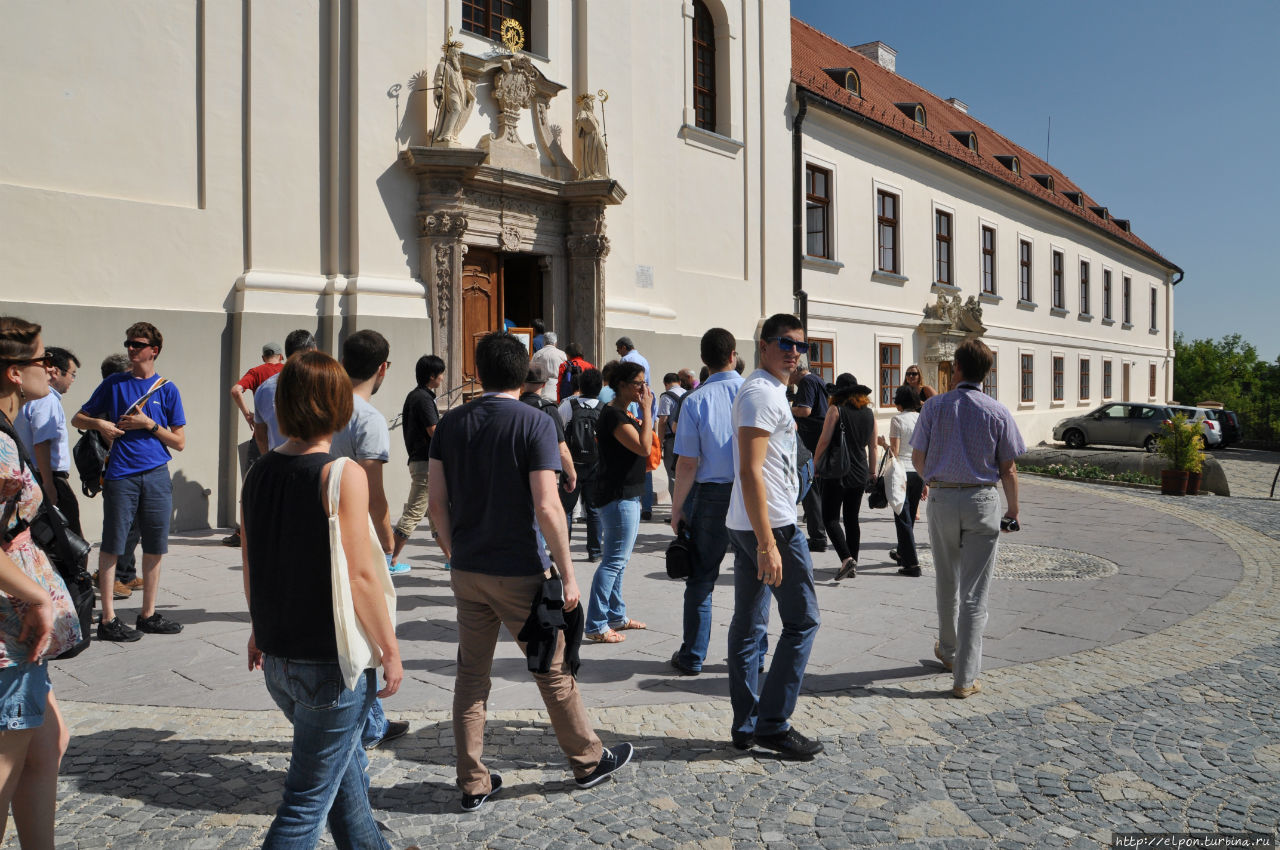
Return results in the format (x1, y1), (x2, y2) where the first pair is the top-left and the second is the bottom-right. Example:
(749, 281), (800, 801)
(1168, 405), (1221, 448)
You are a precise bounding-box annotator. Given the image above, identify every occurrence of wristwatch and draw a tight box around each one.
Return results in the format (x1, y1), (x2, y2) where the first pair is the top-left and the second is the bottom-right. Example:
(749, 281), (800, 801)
(149, 423), (160, 434)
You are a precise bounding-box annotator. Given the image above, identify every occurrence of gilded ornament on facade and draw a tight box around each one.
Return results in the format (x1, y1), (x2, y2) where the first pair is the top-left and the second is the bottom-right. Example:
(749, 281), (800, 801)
(500, 18), (525, 53)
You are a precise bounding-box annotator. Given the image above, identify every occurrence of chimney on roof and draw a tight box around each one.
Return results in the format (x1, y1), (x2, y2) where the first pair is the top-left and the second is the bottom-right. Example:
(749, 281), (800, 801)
(946, 98), (968, 114)
(852, 41), (896, 73)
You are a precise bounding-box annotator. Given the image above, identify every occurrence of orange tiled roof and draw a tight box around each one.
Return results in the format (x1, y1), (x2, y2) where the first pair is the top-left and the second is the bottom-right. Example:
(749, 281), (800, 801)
(791, 17), (1179, 273)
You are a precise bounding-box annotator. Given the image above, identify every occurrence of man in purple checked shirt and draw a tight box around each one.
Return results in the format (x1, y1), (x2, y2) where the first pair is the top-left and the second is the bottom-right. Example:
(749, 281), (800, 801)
(910, 339), (1025, 700)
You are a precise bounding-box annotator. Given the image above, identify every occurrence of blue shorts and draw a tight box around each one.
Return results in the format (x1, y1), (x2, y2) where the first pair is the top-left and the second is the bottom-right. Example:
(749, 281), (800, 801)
(101, 465), (172, 555)
(0, 662), (51, 731)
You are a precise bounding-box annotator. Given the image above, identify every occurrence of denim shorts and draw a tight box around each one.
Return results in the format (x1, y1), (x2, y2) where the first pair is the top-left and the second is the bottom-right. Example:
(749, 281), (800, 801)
(0, 661), (51, 731)
(102, 465), (172, 555)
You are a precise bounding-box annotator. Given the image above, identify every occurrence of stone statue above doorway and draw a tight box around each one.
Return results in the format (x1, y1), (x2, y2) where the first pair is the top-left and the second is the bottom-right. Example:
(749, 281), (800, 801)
(574, 93), (610, 180)
(430, 28), (476, 148)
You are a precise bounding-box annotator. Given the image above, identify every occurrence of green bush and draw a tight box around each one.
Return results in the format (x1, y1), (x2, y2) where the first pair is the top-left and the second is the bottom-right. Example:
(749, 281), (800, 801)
(1156, 413), (1204, 472)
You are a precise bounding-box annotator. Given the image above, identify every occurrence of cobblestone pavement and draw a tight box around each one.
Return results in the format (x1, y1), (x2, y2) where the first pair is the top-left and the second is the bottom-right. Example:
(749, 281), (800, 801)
(1212, 447), (1280, 499)
(41, 479), (1280, 848)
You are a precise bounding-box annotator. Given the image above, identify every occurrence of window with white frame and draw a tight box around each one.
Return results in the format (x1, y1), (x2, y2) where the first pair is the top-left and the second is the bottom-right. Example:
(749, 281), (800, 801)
(1103, 359), (1113, 398)
(1150, 287), (1158, 330)
(877, 190), (900, 274)
(935, 209), (952, 286)
(1079, 261), (1091, 315)
(805, 164), (831, 259)
(981, 226), (996, 294)
(1102, 269), (1113, 320)
(1149, 363), (1157, 398)
(879, 342), (901, 406)
(1052, 355), (1064, 401)
(983, 350), (998, 397)
(1052, 250), (1065, 309)
(1123, 275), (1132, 324)
(1080, 357), (1090, 401)
(1020, 354), (1034, 402)
(1018, 239), (1032, 302)
(808, 337), (834, 383)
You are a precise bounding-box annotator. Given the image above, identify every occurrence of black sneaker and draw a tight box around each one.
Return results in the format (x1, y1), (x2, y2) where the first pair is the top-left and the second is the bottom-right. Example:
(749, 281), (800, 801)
(753, 728), (824, 761)
(135, 613), (183, 635)
(669, 652), (700, 676)
(897, 565), (922, 577)
(731, 732), (754, 751)
(808, 540), (828, 553)
(364, 719), (410, 751)
(460, 773), (502, 812)
(888, 549), (900, 564)
(98, 616), (142, 642)
(575, 743), (635, 788)
(640, 511), (653, 521)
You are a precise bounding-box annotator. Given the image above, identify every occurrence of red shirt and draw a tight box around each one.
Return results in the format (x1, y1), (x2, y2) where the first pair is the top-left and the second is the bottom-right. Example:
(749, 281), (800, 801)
(556, 356), (595, 402)
(236, 362), (284, 392)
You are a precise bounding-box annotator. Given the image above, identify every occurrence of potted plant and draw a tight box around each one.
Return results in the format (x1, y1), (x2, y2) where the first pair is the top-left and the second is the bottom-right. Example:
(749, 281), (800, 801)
(1156, 413), (1203, 496)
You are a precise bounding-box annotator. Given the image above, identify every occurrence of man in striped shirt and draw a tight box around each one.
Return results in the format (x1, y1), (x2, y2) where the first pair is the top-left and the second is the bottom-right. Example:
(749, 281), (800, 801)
(910, 339), (1024, 700)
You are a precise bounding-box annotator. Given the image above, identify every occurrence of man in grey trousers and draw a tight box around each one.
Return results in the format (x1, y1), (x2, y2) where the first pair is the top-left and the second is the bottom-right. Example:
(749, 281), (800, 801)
(910, 339), (1024, 699)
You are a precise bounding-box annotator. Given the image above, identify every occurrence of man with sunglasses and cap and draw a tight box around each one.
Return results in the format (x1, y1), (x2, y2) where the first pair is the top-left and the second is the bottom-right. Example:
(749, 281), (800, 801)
(72, 322), (187, 642)
(725, 313), (823, 761)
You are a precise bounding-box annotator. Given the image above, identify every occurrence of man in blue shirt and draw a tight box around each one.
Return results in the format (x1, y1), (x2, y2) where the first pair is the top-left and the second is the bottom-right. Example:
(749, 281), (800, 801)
(668, 328), (743, 675)
(73, 322), (187, 642)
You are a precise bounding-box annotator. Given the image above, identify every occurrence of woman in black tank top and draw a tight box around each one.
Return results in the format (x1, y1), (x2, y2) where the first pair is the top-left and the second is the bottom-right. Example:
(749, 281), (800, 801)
(240, 352), (401, 848)
(813, 374), (878, 581)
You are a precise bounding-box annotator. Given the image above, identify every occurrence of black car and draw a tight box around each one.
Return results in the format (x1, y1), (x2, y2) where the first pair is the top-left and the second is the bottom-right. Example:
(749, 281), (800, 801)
(1203, 408), (1241, 448)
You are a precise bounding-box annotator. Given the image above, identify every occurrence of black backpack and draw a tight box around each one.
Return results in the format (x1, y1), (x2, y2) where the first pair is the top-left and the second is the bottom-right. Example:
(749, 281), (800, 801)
(660, 389), (683, 438)
(565, 398), (602, 467)
(72, 429), (110, 498)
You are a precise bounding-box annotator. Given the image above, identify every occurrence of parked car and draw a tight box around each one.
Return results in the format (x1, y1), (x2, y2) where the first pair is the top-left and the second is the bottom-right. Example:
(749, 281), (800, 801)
(1054, 402), (1175, 452)
(1199, 405), (1242, 448)
(1168, 405), (1221, 448)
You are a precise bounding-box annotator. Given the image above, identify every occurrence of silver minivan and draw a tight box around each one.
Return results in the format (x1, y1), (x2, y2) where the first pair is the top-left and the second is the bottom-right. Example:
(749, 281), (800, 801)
(1053, 402), (1175, 452)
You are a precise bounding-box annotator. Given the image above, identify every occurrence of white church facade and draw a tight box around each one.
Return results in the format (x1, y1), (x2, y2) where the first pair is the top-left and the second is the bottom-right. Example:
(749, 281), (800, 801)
(0, 1), (1179, 532)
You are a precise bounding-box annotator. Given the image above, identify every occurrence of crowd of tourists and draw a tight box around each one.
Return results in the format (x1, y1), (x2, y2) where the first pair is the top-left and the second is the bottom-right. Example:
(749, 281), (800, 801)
(0, 310), (1022, 848)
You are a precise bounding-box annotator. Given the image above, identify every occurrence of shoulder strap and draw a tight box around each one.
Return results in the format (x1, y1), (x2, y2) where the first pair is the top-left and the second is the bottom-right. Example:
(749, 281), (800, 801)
(325, 456), (347, 518)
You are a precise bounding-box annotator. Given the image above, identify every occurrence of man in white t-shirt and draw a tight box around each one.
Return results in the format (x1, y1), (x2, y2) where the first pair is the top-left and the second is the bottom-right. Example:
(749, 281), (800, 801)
(725, 313), (823, 761)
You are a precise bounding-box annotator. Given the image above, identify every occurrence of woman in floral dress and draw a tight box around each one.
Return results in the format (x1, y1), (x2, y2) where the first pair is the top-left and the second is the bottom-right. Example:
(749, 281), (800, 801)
(0, 315), (81, 849)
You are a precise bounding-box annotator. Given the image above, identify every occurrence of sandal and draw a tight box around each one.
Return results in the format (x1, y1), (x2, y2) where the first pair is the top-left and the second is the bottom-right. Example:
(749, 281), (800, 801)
(585, 630), (626, 644)
(613, 619), (647, 631)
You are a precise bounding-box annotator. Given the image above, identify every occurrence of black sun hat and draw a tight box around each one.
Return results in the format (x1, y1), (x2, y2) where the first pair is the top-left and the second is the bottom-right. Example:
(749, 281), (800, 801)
(825, 372), (872, 401)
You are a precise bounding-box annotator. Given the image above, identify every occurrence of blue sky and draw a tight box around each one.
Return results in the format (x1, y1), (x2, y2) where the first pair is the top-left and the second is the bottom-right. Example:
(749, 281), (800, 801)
(792, 0), (1280, 362)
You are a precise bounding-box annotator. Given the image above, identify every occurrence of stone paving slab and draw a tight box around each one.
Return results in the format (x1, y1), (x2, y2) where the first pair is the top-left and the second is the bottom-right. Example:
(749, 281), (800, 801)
(41, 478), (1280, 848)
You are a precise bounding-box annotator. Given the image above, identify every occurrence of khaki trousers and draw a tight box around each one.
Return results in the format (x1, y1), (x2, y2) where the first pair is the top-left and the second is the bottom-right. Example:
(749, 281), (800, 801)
(393, 460), (434, 539)
(450, 569), (603, 794)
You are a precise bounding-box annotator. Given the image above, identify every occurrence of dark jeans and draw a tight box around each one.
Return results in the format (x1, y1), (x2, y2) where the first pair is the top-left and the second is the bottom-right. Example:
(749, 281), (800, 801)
(726, 525), (820, 738)
(560, 470), (601, 559)
(892, 472), (925, 567)
(821, 477), (865, 562)
(800, 482), (827, 547)
(675, 482), (732, 671)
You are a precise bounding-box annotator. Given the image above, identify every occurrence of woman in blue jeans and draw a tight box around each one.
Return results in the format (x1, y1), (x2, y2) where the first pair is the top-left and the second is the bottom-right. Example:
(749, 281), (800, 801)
(585, 362), (653, 643)
(242, 352), (402, 849)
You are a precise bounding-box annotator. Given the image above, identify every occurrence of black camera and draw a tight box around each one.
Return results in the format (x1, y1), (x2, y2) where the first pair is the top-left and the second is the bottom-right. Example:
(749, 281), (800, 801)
(1000, 516), (1020, 532)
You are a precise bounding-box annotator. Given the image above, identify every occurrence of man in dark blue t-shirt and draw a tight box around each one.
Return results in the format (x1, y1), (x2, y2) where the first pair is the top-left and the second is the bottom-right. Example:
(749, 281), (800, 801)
(428, 332), (632, 811)
(72, 322), (187, 642)
(790, 357), (829, 552)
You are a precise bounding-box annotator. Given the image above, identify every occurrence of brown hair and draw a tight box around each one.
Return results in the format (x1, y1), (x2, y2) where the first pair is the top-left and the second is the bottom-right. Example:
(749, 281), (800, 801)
(954, 339), (993, 383)
(0, 316), (41, 362)
(845, 393), (871, 409)
(276, 351), (354, 441)
(125, 321), (164, 354)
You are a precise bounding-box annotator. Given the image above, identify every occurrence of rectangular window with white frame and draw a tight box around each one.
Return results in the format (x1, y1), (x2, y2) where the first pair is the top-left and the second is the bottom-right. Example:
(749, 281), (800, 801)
(1079, 260), (1091, 316)
(808, 336), (835, 383)
(1103, 359), (1113, 398)
(1020, 353), (1034, 403)
(1150, 287), (1158, 331)
(805, 163), (831, 260)
(1052, 250), (1065, 309)
(981, 225), (996, 295)
(934, 209), (952, 286)
(983, 348), (998, 397)
(1080, 357), (1090, 401)
(1149, 363), (1157, 398)
(1102, 269), (1113, 320)
(1018, 238), (1032, 302)
(878, 342), (901, 407)
(1123, 275), (1132, 325)
(1052, 355), (1065, 401)
(877, 189), (900, 274)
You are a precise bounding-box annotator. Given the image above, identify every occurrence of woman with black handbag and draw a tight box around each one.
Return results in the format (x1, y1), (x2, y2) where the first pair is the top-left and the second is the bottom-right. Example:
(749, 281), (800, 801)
(0, 315), (81, 849)
(813, 374), (877, 581)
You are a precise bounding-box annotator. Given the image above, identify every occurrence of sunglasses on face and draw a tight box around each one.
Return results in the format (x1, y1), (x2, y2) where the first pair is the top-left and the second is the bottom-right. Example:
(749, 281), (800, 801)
(766, 336), (810, 355)
(906, 372), (920, 378)
(124, 340), (155, 351)
(3, 353), (55, 368)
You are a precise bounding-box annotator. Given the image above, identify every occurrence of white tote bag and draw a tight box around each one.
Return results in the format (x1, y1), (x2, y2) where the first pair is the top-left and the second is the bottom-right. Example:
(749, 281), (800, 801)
(326, 457), (398, 691)
(884, 454), (908, 516)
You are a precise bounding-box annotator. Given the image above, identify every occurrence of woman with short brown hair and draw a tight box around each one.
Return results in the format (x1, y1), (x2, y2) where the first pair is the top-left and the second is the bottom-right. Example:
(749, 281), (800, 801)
(241, 350), (400, 848)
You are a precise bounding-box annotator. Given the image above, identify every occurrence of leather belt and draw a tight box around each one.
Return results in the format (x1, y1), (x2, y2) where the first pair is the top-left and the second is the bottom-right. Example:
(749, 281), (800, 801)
(928, 481), (995, 489)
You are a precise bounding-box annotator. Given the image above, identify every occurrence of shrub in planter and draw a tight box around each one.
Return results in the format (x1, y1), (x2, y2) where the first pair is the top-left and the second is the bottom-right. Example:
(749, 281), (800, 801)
(1156, 414), (1204, 495)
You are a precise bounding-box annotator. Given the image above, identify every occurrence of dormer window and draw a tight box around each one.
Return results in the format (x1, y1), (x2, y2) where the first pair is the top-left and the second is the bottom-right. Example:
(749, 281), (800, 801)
(1090, 206), (1109, 221)
(949, 131), (978, 153)
(1032, 174), (1055, 191)
(1114, 219), (1131, 233)
(1064, 191), (1085, 208)
(844, 69), (861, 97)
(995, 155), (1021, 177)
(894, 102), (926, 128)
